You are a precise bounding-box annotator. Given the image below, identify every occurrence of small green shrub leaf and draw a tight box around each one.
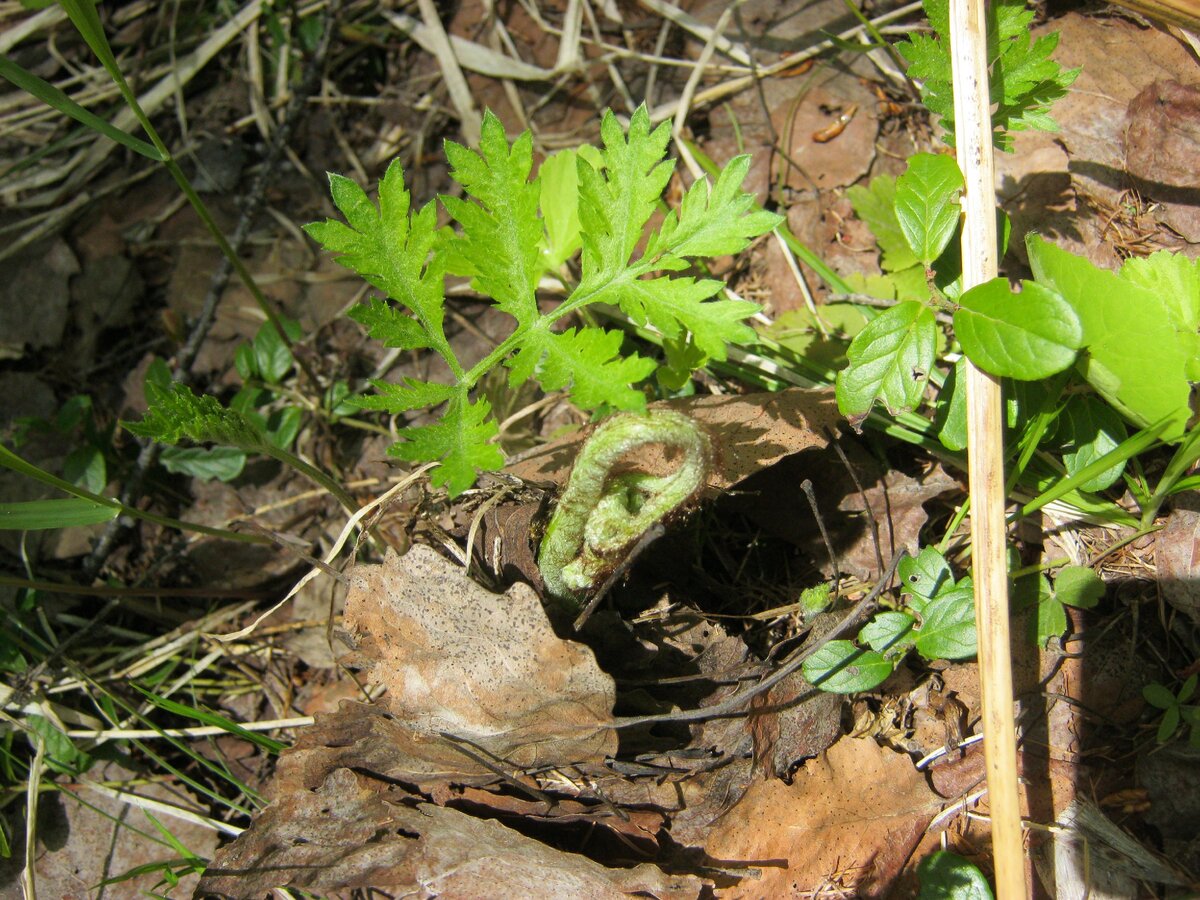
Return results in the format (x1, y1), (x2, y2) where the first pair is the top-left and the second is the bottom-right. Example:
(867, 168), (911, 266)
(898, 546), (953, 605)
(1027, 235), (1196, 439)
(0, 498), (118, 530)
(954, 278), (1082, 379)
(1143, 683), (1177, 709)
(539, 148), (585, 268)
(915, 583), (977, 659)
(835, 301), (937, 416)
(933, 357), (968, 451)
(894, 153), (964, 264)
(1054, 566), (1105, 609)
(802, 640), (893, 693)
(861, 611), (917, 655)
(1059, 395), (1128, 491)
(252, 322), (294, 384)
(918, 850), (994, 899)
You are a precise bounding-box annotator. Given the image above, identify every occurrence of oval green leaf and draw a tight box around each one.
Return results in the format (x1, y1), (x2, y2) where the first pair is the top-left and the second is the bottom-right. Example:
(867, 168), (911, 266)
(1059, 396), (1128, 492)
(914, 585), (977, 660)
(1053, 565), (1105, 609)
(861, 611), (917, 655)
(802, 640), (893, 693)
(954, 278), (1082, 379)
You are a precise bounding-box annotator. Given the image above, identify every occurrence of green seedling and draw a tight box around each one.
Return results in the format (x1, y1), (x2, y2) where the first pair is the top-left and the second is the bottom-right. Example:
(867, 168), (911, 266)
(304, 105), (781, 496)
(804, 546), (977, 693)
(1144, 675), (1200, 747)
(1013, 564), (1105, 647)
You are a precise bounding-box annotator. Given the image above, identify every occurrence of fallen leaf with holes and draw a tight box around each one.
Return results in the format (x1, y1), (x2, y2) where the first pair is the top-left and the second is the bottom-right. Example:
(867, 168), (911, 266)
(198, 767), (705, 899)
(703, 735), (940, 897)
(342, 544), (617, 771)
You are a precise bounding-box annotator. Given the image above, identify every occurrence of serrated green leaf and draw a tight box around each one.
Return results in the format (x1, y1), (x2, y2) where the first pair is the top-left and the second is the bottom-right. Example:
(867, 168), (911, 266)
(159, 446), (246, 482)
(506, 325), (654, 411)
(605, 275), (759, 362)
(898, 0), (1077, 148)
(578, 106), (675, 279)
(126, 381), (267, 453)
(915, 584), (977, 660)
(918, 850), (994, 900)
(539, 148), (585, 269)
(1059, 395), (1127, 491)
(389, 393), (504, 496)
(442, 111), (543, 326)
(1027, 235), (1194, 439)
(347, 297), (430, 350)
(0, 498), (119, 530)
(847, 176), (919, 272)
(933, 357), (968, 451)
(352, 378), (457, 414)
(894, 153), (964, 264)
(1054, 566), (1105, 609)
(954, 278), (1082, 379)
(305, 160), (456, 372)
(836, 301), (937, 416)
(802, 640), (894, 693)
(861, 611), (917, 655)
(647, 154), (783, 263)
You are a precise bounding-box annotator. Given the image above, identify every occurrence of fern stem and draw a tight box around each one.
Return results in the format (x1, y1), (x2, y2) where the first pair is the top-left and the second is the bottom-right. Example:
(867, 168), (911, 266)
(538, 409), (710, 604)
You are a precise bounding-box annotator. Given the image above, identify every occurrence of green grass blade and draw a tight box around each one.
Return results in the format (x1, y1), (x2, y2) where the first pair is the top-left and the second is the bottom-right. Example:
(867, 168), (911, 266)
(0, 443), (269, 544)
(0, 498), (119, 530)
(0, 55), (162, 161)
(133, 686), (286, 755)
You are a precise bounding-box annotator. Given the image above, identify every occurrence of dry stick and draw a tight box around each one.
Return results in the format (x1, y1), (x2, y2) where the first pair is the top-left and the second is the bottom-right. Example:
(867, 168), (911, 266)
(81, 4), (340, 581)
(948, 0), (1026, 896)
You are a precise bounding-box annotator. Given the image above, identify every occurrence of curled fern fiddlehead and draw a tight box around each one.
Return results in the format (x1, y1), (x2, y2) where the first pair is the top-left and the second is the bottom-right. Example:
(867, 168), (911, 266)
(537, 409), (711, 605)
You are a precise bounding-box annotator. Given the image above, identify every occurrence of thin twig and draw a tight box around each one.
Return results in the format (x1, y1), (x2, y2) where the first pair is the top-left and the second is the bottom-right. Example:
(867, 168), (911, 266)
(612, 551), (904, 727)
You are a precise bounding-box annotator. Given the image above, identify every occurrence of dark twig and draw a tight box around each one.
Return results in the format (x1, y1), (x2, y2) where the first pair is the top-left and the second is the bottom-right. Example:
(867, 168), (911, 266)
(800, 478), (841, 594)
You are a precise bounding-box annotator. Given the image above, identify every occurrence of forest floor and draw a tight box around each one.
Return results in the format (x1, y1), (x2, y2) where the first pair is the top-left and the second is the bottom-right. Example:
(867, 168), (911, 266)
(1, 0), (1199, 897)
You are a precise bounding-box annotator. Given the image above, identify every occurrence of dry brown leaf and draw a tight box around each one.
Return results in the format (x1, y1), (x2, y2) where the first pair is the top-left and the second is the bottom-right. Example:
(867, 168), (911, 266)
(703, 735), (940, 897)
(344, 545), (617, 770)
(506, 389), (840, 493)
(198, 768), (705, 899)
